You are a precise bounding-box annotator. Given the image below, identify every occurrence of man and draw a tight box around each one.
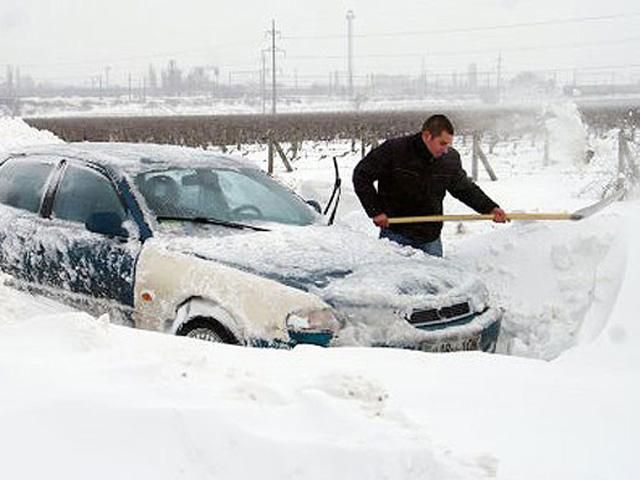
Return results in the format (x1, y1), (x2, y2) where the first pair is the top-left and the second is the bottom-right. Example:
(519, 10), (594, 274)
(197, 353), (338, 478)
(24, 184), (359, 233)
(352, 114), (506, 257)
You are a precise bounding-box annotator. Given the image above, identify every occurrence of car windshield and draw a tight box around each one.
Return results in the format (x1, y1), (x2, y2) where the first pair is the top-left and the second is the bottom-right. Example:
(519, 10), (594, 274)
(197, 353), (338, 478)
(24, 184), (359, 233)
(134, 166), (318, 226)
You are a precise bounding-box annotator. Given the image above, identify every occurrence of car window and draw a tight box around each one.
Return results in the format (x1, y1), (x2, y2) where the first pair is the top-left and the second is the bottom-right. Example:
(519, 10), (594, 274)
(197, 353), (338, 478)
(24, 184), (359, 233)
(134, 167), (317, 226)
(0, 157), (56, 214)
(52, 164), (126, 225)
(216, 169), (312, 224)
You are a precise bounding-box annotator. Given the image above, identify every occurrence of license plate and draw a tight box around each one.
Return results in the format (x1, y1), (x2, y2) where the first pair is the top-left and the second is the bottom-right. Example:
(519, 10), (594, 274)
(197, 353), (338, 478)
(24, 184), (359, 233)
(422, 335), (481, 353)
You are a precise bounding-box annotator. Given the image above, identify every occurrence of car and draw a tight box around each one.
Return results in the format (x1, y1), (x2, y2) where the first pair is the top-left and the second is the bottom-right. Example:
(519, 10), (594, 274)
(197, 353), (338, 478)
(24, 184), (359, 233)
(0, 142), (502, 352)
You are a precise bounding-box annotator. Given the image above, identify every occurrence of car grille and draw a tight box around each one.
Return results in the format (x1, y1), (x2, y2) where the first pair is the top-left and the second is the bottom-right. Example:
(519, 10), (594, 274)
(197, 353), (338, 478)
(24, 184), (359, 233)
(408, 302), (471, 326)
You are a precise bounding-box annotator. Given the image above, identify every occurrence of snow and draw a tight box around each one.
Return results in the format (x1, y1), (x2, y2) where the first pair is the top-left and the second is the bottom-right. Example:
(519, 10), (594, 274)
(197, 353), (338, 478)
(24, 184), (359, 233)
(0, 109), (638, 479)
(0, 116), (62, 157)
(163, 226), (488, 309)
(16, 95), (486, 118)
(15, 94), (640, 119)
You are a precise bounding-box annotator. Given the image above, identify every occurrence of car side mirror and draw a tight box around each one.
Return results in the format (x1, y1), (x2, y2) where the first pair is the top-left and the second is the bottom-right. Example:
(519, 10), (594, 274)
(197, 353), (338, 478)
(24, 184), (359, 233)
(305, 199), (322, 214)
(85, 211), (129, 238)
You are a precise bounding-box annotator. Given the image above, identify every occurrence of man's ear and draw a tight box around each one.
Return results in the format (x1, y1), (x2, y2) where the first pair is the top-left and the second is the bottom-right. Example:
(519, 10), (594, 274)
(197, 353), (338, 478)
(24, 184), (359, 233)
(422, 130), (432, 142)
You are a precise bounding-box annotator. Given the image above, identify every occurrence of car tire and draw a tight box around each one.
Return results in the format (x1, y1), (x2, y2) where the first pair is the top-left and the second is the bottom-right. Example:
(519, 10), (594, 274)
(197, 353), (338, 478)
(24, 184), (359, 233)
(176, 317), (238, 344)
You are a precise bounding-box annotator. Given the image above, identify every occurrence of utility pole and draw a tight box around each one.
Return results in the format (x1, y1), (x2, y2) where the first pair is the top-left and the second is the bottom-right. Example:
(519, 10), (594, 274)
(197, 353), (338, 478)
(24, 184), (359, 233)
(266, 19), (284, 114)
(496, 53), (502, 102)
(105, 66), (111, 93)
(261, 50), (267, 114)
(15, 67), (20, 97)
(270, 19), (278, 114)
(346, 10), (355, 99)
(128, 72), (132, 102)
(214, 67), (219, 99)
(5, 66), (13, 98)
(421, 56), (427, 97)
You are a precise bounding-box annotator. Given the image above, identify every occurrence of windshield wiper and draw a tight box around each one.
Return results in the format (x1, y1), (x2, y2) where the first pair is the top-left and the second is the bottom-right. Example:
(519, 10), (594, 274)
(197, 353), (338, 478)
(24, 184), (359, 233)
(156, 216), (269, 232)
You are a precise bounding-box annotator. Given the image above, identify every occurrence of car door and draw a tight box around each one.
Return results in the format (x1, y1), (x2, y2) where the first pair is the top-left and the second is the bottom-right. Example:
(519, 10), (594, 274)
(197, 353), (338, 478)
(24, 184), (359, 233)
(31, 161), (142, 321)
(0, 155), (60, 283)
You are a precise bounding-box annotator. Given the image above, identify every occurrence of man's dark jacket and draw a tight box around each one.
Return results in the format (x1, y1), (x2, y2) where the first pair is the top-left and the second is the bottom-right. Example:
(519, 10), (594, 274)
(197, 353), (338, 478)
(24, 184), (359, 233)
(352, 132), (499, 243)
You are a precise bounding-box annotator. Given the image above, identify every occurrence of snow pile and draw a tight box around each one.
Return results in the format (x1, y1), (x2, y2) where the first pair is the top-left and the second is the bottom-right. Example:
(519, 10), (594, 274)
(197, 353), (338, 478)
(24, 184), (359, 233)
(453, 207), (625, 359)
(544, 101), (588, 166)
(0, 116), (62, 155)
(0, 313), (493, 480)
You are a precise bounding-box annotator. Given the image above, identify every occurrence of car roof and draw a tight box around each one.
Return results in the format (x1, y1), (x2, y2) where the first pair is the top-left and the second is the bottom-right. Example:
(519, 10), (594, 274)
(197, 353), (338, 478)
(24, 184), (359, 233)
(6, 142), (258, 175)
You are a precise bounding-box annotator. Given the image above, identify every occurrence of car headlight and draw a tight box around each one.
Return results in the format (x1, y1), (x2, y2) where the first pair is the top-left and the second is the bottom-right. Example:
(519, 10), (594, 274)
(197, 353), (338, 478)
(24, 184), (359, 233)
(286, 308), (342, 346)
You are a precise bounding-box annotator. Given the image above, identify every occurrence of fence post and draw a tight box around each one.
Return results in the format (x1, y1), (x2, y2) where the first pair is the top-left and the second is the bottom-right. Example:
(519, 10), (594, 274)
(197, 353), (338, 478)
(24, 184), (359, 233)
(272, 139), (294, 172)
(543, 131), (550, 166)
(471, 132), (479, 181)
(477, 144), (498, 181)
(618, 129), (626, 176)
(621, 130), (640, 180)
(267, 132), (274, 175)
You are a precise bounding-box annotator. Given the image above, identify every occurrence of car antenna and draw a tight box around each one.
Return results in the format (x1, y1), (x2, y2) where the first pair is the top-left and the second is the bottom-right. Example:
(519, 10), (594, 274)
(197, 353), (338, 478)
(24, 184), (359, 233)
(323, 155), (342, 226)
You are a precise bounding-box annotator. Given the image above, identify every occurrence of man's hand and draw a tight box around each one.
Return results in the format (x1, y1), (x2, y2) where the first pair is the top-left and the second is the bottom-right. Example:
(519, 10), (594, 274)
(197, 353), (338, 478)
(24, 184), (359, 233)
(373, 213), (389, 228)
(491, 207), (508, 223)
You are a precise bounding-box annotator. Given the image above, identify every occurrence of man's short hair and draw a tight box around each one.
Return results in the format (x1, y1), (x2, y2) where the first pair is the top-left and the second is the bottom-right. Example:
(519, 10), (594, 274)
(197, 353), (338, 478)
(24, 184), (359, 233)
(422, 114), (454, 137)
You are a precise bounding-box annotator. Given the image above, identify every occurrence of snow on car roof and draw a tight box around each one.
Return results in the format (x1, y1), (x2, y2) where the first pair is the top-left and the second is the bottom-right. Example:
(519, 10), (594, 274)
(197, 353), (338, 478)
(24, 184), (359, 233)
(9, 142), (258, 175)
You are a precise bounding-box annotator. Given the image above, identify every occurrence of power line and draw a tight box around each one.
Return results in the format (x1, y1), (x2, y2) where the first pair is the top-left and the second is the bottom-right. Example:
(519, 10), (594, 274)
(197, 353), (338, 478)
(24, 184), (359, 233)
(275, 61), (640, 79)
(285, 35), (640, 61)
(4, 40), (262, 70)
(282, 12), (640, 40)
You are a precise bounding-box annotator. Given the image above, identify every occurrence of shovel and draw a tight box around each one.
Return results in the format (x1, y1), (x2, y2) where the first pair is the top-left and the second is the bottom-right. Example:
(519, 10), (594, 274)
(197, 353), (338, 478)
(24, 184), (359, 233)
(388, 188), (625, 225)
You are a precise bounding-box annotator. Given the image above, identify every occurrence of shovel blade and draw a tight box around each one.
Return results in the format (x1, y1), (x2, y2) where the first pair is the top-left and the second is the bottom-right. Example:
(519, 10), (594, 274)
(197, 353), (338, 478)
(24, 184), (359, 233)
(570, 187), (626, 220)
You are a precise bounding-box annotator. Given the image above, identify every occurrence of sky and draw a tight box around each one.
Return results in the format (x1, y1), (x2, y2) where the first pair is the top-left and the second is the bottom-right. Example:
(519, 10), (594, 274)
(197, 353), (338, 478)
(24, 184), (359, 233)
(1, 0), (639, 87)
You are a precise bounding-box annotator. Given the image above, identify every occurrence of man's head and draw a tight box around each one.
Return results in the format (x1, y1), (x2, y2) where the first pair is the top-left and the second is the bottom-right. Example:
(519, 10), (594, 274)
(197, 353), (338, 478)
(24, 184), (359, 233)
(421, 114), (454, 158)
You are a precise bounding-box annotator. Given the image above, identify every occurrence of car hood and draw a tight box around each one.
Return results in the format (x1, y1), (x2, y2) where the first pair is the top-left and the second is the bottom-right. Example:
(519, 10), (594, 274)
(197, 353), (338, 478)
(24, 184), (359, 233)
(153, 225), (488, 312)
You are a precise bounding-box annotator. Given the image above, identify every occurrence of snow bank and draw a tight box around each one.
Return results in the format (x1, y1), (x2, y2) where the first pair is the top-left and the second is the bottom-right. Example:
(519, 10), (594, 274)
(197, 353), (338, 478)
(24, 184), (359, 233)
(0, 312), (493, 480)
(0, 116), (62, 155)
(453, 206), (625, 359)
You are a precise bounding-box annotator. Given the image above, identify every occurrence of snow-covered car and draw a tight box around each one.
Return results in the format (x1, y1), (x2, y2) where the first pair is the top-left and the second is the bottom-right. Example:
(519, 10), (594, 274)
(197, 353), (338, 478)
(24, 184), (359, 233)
(0, 143), (501, 352)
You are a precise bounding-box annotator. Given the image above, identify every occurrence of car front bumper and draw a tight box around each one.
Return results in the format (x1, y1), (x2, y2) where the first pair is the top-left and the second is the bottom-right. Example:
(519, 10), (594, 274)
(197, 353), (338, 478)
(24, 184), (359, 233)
(411, 307), (503, 353)
(388, 306), (503, 353)
(286, 306), (503, 353)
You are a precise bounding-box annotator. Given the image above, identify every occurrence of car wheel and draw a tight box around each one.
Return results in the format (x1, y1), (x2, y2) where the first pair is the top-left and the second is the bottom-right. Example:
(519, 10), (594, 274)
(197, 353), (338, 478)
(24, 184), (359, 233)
(184, 326), (225, 342)
(177, 317), (237, 344)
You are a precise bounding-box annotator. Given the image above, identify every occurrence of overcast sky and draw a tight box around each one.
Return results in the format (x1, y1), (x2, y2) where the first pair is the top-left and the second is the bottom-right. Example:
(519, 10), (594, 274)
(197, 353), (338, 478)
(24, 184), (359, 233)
(1, 0), (638, 86)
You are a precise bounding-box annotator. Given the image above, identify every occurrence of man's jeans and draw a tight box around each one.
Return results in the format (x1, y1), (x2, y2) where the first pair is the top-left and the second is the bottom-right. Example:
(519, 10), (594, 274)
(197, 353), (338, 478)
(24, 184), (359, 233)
(380, 229), (443, 257)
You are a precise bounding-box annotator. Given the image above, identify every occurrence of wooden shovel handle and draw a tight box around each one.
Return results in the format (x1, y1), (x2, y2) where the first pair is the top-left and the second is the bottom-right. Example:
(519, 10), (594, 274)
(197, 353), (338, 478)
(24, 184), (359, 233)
(388, 212), (575, 224)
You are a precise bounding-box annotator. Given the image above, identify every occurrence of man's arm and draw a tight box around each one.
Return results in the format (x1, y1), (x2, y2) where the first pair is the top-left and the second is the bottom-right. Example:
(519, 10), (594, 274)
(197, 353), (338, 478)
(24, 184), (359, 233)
(447, 154), (507, 222)
(352, 143), (392, 224)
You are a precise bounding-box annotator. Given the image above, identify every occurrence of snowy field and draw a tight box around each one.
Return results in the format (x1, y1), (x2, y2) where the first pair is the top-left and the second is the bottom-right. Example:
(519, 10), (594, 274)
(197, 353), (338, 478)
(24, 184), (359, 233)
(17, 94), (474, 118)
(0, 104), (638, 479)
(12, 92), (640, 119)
